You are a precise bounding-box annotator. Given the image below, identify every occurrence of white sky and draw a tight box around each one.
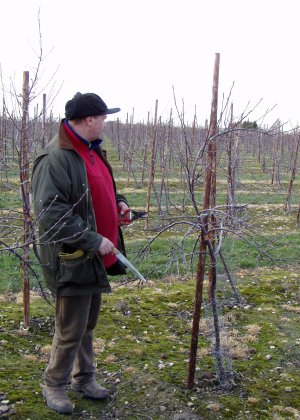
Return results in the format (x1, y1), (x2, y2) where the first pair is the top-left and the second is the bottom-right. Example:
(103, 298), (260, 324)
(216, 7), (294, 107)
(1, 0), (299, 127)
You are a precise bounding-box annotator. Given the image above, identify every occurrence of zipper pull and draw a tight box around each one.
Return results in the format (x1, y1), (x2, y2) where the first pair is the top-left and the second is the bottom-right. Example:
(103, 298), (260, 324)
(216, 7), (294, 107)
(88, 144), (95, 164)
(89, 151), (94, 164)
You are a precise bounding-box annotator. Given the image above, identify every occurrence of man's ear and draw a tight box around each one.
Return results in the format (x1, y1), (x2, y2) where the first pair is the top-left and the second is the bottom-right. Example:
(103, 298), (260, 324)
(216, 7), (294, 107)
(85, 116), (94, 126)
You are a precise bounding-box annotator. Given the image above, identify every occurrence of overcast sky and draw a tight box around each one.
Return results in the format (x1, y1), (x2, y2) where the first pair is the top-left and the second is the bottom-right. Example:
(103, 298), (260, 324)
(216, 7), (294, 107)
(1, 0), (299, 127)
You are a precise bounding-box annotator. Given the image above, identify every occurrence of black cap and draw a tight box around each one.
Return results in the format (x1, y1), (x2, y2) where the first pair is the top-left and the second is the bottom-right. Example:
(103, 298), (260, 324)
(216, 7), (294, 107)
(65, 92), (121, 120)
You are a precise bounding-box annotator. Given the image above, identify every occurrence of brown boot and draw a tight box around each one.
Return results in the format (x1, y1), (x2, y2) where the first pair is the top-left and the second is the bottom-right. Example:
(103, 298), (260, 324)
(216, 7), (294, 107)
(42, 386), (73, 414)
(71, 379), (109, 399)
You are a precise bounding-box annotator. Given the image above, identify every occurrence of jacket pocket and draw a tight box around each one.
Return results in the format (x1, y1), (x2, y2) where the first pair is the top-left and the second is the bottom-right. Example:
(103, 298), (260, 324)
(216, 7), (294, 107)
(58, 252), (105, 285)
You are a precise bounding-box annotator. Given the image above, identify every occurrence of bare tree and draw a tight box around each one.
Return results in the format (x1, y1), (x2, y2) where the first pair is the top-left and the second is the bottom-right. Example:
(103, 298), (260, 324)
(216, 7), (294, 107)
(0, 11), (60, 327)
(284, 132), (300, 212)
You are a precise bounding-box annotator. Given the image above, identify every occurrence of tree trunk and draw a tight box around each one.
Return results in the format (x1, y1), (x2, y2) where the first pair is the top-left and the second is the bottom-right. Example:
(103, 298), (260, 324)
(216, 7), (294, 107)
(284, 134), (300, 212)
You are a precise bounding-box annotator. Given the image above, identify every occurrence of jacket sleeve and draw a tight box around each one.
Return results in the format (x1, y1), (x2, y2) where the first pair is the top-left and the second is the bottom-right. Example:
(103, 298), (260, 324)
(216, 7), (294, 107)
(32, 151), (102, 257)
(116, 193), (128, 206)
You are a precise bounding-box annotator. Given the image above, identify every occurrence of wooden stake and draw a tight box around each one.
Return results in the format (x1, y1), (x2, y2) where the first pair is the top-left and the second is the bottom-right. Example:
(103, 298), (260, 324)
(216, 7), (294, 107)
(187, 53), (220, 389)
(20, 71), (31, 328)
(145, 100), (158, 228)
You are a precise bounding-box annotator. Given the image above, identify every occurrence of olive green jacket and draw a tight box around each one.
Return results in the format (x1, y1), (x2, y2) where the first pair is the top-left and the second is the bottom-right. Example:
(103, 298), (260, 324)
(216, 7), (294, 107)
(31, 121), (127, 296)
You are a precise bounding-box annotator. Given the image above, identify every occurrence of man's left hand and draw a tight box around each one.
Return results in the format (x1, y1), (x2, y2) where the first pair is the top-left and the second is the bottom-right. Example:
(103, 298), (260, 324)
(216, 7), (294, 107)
(117, 201), (130, 225)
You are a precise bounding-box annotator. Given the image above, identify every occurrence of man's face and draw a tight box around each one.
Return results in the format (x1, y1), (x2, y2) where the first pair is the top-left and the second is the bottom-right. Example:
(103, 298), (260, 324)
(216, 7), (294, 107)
(89, 114), (107, 139)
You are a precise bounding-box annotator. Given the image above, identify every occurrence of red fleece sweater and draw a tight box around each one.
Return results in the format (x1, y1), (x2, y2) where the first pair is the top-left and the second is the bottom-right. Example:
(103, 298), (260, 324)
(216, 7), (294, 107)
(64, 123), (118, 268)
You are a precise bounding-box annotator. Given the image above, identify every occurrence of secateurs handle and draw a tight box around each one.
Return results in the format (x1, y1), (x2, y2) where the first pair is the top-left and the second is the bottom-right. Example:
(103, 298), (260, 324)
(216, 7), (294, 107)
(119, 209), (147, 225)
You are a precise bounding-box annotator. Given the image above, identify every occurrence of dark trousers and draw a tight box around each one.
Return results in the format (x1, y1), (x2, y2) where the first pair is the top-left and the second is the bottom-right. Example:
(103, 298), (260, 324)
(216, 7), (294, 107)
(44, 293), (101, 388)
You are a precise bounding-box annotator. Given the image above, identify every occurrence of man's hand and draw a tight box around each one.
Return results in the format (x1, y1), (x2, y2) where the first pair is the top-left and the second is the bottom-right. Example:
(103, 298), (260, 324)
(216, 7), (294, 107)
(117, 201), (130, 225)
(118, 201), (129, 216)
(99, 237), (115, 256)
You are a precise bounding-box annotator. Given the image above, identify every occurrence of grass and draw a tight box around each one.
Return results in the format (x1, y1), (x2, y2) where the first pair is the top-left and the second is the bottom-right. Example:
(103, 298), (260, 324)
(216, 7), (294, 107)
(0, 271), (299, 418)
(1, 138), (300, 418)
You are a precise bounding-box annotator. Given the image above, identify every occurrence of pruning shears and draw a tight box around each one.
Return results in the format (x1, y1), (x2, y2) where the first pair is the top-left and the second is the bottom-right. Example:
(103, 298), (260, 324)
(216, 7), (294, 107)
(119, 209), (147, 225)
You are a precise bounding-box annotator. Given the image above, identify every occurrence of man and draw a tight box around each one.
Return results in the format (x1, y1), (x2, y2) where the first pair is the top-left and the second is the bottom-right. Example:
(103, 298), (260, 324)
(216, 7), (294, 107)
(32, 92), (129, 414)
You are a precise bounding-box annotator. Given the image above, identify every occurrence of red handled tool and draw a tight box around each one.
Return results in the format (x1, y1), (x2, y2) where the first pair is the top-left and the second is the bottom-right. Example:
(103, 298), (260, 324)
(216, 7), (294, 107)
(119, 209), (147, 225)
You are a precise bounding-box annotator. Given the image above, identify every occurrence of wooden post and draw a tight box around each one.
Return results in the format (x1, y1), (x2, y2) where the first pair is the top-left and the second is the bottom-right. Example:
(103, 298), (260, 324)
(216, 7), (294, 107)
(159, 108), (173, 213)
(145, 100), (158, 228)
(0, 97), (6, 187)
(0, 97), (4, 164)
(187, 53), (220, 389)
(20, 71), (31, 328)
(42, 93), (46, 148)
(141, 112), (150, 184)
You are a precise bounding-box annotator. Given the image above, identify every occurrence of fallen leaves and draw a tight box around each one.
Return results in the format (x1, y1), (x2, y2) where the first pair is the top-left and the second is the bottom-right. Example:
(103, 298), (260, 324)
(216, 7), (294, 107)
(104, 355), (117, 364)
(282, 304), (300, 314)
(93, 338), (106, 353)
(243, 324), (261, 335)
(207, 402), (223, 412)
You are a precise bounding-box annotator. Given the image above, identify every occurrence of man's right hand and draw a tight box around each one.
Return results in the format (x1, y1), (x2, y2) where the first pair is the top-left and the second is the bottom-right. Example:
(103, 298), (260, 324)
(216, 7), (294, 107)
(98, 237), (115, 256)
